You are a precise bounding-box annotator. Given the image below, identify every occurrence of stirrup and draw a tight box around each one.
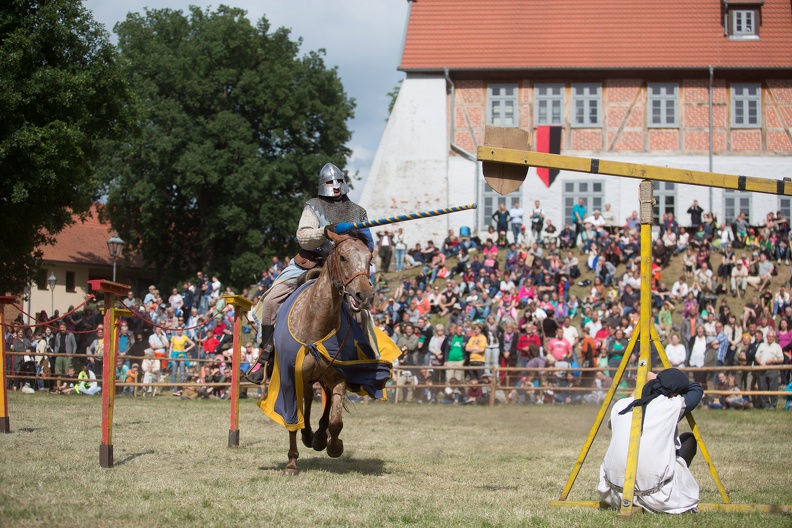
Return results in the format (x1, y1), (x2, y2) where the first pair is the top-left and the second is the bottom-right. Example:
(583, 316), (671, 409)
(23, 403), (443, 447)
(244, 361), (268, 385)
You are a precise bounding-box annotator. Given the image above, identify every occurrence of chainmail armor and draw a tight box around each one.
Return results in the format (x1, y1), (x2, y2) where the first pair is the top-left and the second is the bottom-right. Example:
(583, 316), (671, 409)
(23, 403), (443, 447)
(305, 196), (368, 226)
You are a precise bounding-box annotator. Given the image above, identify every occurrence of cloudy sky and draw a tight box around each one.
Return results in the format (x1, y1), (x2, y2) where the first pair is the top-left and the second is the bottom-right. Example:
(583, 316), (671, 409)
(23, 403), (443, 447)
(83, 0), (410, 200)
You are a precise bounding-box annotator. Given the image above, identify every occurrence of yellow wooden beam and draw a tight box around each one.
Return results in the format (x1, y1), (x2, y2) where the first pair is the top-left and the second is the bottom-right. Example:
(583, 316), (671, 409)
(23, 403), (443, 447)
(549, 501), (792, 513)
(557, 329), (641, 501)
(477, 146), (792, 196)
(222, 294), (254, 311)
(649, 325), (731, 504)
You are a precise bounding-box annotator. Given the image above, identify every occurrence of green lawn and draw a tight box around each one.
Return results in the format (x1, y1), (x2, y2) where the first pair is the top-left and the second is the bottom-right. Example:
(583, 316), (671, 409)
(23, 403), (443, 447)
(1, 393), (790, 527)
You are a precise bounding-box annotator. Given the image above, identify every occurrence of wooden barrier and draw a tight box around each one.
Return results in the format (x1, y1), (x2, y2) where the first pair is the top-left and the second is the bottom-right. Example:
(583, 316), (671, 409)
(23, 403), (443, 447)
(0, 296), (16, 433)
(88, 279), (131, 468)
(221, 294), (253, 448)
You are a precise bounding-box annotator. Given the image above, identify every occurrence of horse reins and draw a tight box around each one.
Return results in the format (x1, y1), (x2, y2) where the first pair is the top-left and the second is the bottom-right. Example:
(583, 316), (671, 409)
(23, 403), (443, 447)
(315, 235), (370, 381)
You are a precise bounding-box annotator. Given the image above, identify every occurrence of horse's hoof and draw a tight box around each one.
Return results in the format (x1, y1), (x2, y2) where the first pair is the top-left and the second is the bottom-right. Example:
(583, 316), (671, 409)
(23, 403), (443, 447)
(301, 430), (314, 448)
(283, 466), (299, 476)
(312, 435), (328, 452)
(327, 440), (344, 458)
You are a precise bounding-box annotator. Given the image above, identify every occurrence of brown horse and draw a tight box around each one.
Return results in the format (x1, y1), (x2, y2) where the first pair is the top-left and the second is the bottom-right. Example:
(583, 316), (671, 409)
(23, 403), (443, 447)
(278, 230), (374, 475)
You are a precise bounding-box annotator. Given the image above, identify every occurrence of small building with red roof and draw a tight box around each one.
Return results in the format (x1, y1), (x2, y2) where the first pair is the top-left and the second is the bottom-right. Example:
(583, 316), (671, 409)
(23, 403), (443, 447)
(27, 205), (153, 319)
(361, 0), (792, 244)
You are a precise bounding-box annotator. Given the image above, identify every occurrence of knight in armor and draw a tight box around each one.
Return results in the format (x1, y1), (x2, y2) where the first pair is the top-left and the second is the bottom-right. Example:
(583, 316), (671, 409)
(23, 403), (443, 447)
(245, 163), (373, 384)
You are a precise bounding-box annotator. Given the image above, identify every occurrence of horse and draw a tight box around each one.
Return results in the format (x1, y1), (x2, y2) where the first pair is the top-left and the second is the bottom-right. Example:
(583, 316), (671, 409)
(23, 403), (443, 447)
(267, 230), (376, 475)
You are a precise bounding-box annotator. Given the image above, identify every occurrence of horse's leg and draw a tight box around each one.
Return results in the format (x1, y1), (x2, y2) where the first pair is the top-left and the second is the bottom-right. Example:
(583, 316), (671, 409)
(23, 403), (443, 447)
(326, 381), (346, 458)
(301, 382), (314, 448)
(284, 430), (299, 476)
(312, 384), (331, 452)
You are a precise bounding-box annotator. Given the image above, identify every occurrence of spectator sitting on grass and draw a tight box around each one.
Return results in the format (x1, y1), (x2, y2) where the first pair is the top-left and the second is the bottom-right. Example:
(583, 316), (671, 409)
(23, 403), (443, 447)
(59, 366), (79, 395)
(122, 364), (139, 396)
(437, 283), (459, 316)
(75, 364), (101, 396)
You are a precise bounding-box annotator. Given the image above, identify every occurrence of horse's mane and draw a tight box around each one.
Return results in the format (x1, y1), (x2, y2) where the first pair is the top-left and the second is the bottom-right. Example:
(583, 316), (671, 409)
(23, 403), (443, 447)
(337, 229), (369, 249)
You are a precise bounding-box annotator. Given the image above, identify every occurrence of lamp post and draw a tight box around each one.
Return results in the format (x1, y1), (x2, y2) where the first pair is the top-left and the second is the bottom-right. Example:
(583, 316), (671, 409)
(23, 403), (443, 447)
(106, 234), (124, 282)
(47, 273), (56, 314)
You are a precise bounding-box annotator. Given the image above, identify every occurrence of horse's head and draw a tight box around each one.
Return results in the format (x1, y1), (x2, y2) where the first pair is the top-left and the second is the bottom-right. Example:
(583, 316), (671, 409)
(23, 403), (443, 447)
(326, 229), (374, 312)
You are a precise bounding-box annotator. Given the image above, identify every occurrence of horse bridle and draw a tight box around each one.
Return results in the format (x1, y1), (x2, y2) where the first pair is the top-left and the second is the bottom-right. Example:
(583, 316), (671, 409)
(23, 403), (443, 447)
(326, 236), (371, 299)
(315, 235), (370, 381)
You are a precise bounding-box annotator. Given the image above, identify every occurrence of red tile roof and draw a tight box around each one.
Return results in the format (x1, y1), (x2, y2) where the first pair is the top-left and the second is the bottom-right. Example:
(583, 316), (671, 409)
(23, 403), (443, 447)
(400, 0), (792, 70)
(40, 205), (143, 268)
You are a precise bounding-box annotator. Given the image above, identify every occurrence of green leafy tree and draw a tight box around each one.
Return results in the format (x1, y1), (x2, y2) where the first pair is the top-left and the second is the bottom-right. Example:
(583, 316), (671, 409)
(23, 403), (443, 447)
(100, 6), (355, 288)
(0, 0), (132, 294)
(386, 79), (403, 121)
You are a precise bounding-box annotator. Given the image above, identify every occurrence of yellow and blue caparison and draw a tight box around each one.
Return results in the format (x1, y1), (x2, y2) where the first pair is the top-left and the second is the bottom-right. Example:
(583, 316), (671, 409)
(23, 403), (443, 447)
(259, 280), (400, 431)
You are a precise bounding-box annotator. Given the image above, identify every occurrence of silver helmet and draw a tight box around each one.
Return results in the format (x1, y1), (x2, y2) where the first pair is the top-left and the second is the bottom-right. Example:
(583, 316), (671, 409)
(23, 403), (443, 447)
(317, 163), (349, 198)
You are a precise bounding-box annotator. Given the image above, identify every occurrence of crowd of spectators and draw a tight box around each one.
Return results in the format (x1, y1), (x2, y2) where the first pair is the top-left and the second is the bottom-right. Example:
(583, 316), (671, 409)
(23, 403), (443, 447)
(370, 199), (792, 409)
(5, 199), (792, 409)
(3, 270), (265, 399)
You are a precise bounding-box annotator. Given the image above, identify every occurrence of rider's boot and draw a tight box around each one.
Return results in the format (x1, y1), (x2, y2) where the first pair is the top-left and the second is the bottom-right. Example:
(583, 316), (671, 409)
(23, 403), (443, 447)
(244, 324), (274, 385)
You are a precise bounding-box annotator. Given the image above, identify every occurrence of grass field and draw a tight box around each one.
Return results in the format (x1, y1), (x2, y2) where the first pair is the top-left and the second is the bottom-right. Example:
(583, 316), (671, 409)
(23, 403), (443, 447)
(1, 393), (790, 527)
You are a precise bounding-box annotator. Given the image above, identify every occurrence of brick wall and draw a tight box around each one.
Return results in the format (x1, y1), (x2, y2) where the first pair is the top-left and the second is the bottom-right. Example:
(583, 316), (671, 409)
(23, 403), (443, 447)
(447, 76), (792, 156)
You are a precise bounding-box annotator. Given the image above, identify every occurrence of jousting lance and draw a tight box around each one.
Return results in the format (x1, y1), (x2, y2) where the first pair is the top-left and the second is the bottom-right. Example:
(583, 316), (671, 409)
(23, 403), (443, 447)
(351, 203), (477, 229)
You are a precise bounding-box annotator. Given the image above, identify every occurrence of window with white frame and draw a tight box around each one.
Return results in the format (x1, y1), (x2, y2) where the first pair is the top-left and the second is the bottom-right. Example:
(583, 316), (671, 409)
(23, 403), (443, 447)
(731, 83), (761, 128)
(571, 83), (601, 127)
(779, 197), (791, 222)
(652, 181), (677, 225)
(648, 83), (679, 127)
(730, 9), (759, 38)
(724, 189), (751, 223)
(488, 84), (518, 127)
(482, 183), (520, 233)
(563, 180), (603, 227)
(534, 83), (564, 126)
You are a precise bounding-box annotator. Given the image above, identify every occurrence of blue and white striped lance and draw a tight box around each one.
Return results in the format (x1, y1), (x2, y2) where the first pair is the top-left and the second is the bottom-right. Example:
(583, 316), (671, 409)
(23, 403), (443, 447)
(351, 203), (477, 229)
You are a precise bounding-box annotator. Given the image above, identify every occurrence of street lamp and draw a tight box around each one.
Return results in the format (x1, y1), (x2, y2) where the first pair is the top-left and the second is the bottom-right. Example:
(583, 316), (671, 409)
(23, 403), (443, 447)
(106, 233), (124, 282)
(47, 272), (56, 314)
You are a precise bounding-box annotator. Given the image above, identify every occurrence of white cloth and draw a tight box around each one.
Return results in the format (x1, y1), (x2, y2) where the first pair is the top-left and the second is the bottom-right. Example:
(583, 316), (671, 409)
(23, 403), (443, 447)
(584, 214), (606, 228)
(511, 206), (524, 224)
(671, 281), (689, 298)
(665, 343), (687, 367)
(598, 396), (699, 514)
(689, 337), (707, 368)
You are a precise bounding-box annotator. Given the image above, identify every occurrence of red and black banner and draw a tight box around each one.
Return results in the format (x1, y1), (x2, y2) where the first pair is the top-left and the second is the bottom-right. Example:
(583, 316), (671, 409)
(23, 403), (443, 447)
(535, 126), (562, 188)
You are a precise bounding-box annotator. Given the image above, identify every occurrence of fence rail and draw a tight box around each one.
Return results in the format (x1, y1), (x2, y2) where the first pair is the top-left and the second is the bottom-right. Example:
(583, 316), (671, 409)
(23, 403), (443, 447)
(6, 363), (790, 404)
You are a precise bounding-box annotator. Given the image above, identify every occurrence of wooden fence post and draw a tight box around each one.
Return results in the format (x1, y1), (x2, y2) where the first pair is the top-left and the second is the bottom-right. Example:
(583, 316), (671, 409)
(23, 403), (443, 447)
(0, 296), (16, 433)
(222, 294), (253, 448)
(88, 280), (131, 468)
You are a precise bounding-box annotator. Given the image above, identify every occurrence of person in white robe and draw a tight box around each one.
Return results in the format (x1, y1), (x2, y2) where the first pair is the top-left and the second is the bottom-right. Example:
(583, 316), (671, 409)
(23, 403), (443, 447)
(598, 368), (704, 514)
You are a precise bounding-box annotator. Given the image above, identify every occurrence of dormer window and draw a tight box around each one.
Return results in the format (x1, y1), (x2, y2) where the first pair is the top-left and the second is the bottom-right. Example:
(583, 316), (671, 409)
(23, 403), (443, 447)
(724, 1), (761, 40)
(733, 9), (757, 36)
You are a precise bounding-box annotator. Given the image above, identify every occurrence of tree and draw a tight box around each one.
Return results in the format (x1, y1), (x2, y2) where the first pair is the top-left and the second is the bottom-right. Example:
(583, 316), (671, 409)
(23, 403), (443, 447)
(100, 6), (355, 288)
(0, 0), (132, 294)
(386, 79), (403, 121)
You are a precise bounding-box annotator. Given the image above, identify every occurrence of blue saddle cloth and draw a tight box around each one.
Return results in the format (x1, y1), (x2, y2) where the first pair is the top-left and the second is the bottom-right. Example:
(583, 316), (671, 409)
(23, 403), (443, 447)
(258, 280), (394, 431)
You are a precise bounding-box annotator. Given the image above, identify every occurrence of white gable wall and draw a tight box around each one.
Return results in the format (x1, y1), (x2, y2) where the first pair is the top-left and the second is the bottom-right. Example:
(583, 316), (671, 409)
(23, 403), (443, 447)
(360, 73), (452, 248)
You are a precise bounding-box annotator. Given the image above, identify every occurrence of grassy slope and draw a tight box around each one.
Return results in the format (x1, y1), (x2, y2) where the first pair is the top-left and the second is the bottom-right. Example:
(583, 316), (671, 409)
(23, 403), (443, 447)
(388, 245), (791, 333)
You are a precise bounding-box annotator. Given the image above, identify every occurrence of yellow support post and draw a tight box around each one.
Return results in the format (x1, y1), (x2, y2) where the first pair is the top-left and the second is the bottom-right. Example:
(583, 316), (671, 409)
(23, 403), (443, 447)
(648, 325), (731, 503)
(557, 329), (640, 501)
(617, 181), (655, 517)
(477, 126), (790, 514)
